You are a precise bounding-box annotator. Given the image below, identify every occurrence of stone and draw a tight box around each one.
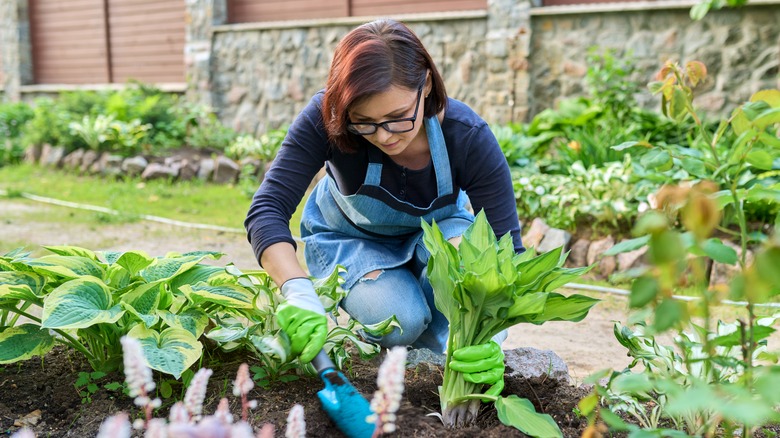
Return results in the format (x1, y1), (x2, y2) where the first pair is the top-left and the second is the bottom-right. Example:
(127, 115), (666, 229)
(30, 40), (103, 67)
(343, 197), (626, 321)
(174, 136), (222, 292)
(197, 158), (215, 181)
(567, 239), (590, 268)
(62, 149), (84, 169)
(39, 144), (65, 168)
(80, 150), (100, 172)
(522, 218), (550, 251)
(212, 155), (240, 184)
(99, 154), (124, 177)
(178, 159), (199, 181)
(406, 348), (445, 369)
(504, 347), (570, 385)
(141, 162), (179, 181)
(537, 228), (572, 254)
(616, 246), (648, 272)
(121, 156), (149, 177)
(24, 144), (42, 164)
(587, 236), (616, 278)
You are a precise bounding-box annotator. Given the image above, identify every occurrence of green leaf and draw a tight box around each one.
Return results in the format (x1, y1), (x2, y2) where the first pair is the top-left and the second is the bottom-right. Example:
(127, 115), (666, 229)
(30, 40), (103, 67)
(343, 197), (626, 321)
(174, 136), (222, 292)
(44, 245), (98, 260)
(506, 292), (547, 318)
(640, 149), (673, 172)
(516, 246), (563, 287)
(702, 238), (738, 265)
(752, 107), (780, 131)
(139, 254), (213, 283)
(746, 150), (775, 170)
(179, 283), (256, 309)
(0, 324), (56, 364)
(604, 235), (650, 256)
(168, 264), (224, 294)
(249, 333), (289, 363)
(524, 293), (599, 324)
(755, 247), (780, 288)
(127, 325), (203, 379)
(159, 309), (209, 338)
(26, 255), (105, 281)
(41, 276), (124, 329)
(495, 395), (562, 438)
(205, 325), (249, 343)
(160, 380), (173, 399)
(630, 276), (659, 308)
(654, 298), (684, 332)
(114, 251), (154, 276)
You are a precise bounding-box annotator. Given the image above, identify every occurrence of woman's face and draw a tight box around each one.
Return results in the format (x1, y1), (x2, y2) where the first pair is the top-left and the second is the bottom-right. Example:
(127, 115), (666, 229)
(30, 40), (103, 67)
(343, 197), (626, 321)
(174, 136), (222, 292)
(347, 84), (427, 158)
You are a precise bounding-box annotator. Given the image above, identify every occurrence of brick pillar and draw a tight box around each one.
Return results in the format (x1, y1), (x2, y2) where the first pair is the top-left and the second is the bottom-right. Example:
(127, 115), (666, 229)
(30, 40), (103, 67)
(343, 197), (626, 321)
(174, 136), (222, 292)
(1, 0), (32, 101)
(485, 0), (532, 124)
(185, 0), (227, 107)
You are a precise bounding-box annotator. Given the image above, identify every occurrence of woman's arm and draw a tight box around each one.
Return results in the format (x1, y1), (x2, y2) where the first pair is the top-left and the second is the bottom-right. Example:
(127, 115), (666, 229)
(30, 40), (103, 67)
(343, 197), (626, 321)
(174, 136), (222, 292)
(259, 242), (309, 286)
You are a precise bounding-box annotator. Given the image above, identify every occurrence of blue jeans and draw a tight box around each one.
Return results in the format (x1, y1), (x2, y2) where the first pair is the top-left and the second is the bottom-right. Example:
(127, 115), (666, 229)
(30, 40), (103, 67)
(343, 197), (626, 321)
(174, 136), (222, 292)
(340, 240), (449, 353)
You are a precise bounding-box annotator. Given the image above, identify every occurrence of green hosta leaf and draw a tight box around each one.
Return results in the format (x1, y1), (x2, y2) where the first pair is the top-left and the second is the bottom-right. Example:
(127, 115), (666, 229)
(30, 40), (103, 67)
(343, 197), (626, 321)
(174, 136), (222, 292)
(325, 326), (382, 358)
(43, 245), (98, 260)
(506, 292), (547, 318)
(140, 254), (214, 283)
(538, 266), (593, 292)
(604, 236), (650, 256)
(26, 256), (105, 281)
(516, 246), (563, 288)
(524, 293), (599, 324)
(0, 324), (56, 364)
(114, 251), (154, 277)
(41, 276), (124, 329)
(495, 395), (562, 438)
(158, 309), (209, 338)
(120, 282), (162, 315)
(711, 325), (775, 348)
(702, 238), (738, 264)
(640, 148), (673, 172)
(121, 303), (159, 327)
(168, 264), (224, 294)
(127, 325), (203, 379)
(463, 210), (498, 254)
(179, 283), (256, 309)
(359, 314), (402, 337)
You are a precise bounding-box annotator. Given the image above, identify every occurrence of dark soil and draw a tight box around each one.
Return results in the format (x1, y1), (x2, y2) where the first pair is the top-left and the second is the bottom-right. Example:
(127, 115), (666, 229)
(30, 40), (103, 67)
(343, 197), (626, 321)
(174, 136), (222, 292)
(0, 346), (590, 437)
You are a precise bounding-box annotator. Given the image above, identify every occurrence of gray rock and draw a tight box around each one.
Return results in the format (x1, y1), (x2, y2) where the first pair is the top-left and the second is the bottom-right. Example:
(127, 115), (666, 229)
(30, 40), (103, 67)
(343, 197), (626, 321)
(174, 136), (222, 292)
(80, 150), (100, 172)
(197, 158), (215, 181)
(39, 144), (65, 168)
(537, 228), (572, 254)
(24, 144), (42, 164)
(567, 238), (590, 268)
(587, 236), (616, 278)
(141, 162), (179, 181)
(504, 347), (570, 385)
(406, 348), (445, 369)
(616, 246), (648, 272)
(213, 155), (240, 184)
(122, 156), (149, 177)
(178, 159), (199, 181)
(100, 154), (124, 177)
(62, 149), (85, 169)
(522, 218), (550, 251)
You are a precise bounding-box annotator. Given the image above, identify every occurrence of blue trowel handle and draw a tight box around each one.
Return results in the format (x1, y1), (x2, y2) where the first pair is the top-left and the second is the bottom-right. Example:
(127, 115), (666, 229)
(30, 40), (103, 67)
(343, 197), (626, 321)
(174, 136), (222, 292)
(312, 349), (336, 374)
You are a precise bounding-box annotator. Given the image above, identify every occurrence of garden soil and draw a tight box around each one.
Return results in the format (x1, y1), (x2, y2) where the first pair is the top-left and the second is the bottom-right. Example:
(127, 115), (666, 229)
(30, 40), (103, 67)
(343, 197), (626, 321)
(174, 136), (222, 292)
(1, 198), (777, 437)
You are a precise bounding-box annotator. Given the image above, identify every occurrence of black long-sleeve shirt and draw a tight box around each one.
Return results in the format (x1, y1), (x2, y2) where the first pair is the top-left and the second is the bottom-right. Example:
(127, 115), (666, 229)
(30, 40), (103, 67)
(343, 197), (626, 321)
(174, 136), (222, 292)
(245, 92), (523, 265)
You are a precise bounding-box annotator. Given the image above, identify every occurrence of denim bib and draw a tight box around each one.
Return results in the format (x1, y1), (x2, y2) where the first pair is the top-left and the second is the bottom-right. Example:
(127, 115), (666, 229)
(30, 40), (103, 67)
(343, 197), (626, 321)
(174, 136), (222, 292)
(301, 116), (474, 289)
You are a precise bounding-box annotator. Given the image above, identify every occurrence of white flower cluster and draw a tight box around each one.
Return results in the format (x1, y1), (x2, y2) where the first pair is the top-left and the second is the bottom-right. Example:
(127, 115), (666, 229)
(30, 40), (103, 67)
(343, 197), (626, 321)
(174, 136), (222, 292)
(285, 404), (306, 438)
(367, 346), (408, 434)
(120, 336), (161, 409)
(184, 368), (213, 420)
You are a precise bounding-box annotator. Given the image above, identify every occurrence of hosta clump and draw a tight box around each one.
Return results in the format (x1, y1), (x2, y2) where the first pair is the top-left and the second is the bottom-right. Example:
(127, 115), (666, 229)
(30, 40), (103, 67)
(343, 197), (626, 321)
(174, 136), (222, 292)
(422, 211), (599, 436)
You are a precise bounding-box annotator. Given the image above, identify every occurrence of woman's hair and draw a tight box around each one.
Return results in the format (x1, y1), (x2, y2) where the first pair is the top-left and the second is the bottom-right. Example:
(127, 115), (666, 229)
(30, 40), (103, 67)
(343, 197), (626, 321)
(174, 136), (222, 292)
(322, 19), (448, 153)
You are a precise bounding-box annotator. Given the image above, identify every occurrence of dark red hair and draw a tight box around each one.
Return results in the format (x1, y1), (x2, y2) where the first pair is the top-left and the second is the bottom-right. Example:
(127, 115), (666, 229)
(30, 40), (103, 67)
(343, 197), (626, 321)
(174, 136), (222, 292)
(322, 19), (448, 153)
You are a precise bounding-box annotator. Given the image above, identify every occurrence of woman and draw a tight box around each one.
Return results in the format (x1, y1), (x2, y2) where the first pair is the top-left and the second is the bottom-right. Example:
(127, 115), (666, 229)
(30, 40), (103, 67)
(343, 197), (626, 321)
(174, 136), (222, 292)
(245, 19), (522, 383)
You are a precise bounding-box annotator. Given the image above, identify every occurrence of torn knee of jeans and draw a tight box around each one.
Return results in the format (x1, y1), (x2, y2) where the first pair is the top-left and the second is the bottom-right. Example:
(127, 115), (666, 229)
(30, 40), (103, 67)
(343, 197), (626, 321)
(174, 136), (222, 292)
(359, 270), (384, 282)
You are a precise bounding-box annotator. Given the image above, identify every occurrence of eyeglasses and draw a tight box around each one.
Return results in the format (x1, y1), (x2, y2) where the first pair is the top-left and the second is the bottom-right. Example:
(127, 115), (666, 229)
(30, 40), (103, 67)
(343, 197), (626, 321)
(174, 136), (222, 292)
(347, 85), (423, 135)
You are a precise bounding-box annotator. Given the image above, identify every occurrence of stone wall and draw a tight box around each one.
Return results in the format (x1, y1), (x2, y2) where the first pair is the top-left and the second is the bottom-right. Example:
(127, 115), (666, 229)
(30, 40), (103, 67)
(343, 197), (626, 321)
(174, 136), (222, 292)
(529, 3), (780, 116)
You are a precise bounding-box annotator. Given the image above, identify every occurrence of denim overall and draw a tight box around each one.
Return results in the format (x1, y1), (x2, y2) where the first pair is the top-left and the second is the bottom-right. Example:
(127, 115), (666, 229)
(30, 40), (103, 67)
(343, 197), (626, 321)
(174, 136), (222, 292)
(301, 116), (475, 351)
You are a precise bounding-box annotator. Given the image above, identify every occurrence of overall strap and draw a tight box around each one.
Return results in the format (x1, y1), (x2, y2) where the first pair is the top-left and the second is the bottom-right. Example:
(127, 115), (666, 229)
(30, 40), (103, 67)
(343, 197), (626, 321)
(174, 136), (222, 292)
(425, 116), (453, 197)
(365, 146), (384, 186)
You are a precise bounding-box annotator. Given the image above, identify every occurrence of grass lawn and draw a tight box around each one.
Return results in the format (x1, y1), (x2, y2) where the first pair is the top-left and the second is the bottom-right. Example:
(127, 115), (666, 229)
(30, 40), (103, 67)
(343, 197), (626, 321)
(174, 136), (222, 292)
(0, 164), (305, 234)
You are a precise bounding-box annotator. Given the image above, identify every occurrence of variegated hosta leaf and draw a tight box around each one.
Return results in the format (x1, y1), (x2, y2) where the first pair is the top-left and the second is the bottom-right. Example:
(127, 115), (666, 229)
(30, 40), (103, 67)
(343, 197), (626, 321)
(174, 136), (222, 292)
(140, 254), (215, 283)
(250, 333), (289, 363)
(325, 327), (381, 358)
(359, 315), (401, 337)
(41, 276), (125, 329)
(25, 255), (105, 281)
(121, 303), (160, 327)
(128, 325), (203, 379)
(206, 325), (250, 343)
(179, 283), (256, 309)
(158, 309), (209, 337)
(524, 293), (599, 324)
(0, 324), (56, 364)
(120, 282), (162, 315)
(0, 271), (46, 299)
(114, 251), (154, 276)
(168, 264), (224, 294)
(43, 245), (98, 260)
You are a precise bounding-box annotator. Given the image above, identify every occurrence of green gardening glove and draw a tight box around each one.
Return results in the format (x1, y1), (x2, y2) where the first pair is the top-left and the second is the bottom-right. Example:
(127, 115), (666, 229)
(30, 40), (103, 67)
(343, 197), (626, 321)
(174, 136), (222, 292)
(277, 278), (328, 363)
(449, 340), (505, 399)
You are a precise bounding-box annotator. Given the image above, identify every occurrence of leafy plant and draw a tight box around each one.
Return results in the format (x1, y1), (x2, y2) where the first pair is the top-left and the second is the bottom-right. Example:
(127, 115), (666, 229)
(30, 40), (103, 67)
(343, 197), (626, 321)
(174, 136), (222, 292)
(73, 370), (123, 404)
(0, 245), (387, 381)
(422, 211), (598, 435)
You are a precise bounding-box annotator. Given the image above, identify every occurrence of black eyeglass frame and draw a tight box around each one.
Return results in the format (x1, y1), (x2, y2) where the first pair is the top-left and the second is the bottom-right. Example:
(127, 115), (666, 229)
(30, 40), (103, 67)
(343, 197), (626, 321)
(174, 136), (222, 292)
(346, 85), (424, 136)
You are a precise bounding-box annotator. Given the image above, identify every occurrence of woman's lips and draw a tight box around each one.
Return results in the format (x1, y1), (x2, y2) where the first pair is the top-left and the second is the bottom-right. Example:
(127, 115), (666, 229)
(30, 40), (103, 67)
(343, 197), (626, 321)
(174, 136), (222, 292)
(382, 140), (400, 149)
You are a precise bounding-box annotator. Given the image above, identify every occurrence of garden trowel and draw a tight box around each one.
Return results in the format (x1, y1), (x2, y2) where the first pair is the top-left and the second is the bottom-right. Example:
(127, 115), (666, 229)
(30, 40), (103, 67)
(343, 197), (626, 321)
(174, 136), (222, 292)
(312, 349), (375, 438)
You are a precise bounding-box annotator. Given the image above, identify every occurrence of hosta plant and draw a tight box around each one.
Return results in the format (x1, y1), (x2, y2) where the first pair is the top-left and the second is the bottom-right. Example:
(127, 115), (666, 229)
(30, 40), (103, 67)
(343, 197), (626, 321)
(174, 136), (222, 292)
(422, 211), (599, 436)
(0, 245), (394, 380)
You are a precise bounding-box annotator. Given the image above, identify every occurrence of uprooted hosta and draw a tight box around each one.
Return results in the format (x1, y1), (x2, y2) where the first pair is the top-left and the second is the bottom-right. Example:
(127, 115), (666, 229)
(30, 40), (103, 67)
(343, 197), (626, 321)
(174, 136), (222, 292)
(0, 245), (392, 380)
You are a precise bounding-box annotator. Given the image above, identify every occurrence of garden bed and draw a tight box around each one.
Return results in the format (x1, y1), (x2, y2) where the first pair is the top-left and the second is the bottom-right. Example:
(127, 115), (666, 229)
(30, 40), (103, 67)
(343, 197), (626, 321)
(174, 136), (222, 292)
(0, 346), (590, 437)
